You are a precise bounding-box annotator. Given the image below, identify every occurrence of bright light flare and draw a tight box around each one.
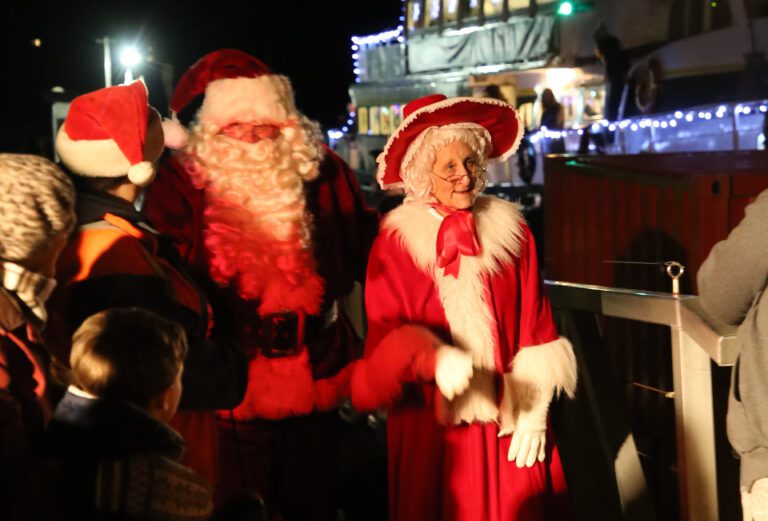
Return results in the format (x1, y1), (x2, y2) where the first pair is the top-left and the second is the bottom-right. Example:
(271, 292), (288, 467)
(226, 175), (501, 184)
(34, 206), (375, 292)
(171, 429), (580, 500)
(557, 1), (574, 15)
(119, 46), (143, 67)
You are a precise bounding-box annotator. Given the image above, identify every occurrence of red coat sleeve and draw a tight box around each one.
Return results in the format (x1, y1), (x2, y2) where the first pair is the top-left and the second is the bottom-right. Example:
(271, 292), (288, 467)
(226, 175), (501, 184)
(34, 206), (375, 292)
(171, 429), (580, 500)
(143, 155), (208, 272)
(310, 147), (379, 296)
(517, 223), (559, 351)
(363, 233), (408, 352)
(349, 232), (439, 411)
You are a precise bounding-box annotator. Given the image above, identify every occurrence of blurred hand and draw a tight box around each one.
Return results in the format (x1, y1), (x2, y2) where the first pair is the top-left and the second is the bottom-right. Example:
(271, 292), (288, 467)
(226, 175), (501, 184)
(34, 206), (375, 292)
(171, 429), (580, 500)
(434, 346), (473, 400)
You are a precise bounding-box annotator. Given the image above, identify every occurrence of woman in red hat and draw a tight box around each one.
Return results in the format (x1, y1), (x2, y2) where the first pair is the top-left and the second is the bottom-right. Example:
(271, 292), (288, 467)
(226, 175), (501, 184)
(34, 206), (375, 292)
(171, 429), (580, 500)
(365, 94), (577, 521)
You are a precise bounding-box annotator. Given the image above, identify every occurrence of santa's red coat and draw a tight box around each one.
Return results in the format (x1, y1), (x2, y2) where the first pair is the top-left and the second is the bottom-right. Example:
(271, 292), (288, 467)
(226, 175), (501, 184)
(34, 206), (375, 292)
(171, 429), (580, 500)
(144, 146), (379, 420)
(364, 196), (574, 521)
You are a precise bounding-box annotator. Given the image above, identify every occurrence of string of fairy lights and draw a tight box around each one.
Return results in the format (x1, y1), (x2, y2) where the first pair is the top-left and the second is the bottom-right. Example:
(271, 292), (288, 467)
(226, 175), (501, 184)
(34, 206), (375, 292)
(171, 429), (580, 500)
(530, 102), (768, 145)
(345, 25), (403, 134)
(338, 0), (409, 136)
(335, 0), (767, 148)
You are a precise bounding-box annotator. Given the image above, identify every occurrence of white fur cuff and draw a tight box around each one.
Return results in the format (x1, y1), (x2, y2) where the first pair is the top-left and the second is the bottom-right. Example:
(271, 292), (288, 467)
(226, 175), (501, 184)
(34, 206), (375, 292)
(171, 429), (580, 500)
(499, 337), (577, 433)
(55, 127), (132, 177)
(512, 336), (578, 399)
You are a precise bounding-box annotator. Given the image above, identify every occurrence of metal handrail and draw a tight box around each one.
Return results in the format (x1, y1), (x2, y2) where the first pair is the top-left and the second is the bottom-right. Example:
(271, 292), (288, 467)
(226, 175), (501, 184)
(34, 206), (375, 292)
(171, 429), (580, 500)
(545, 280), (738, 366)
(544, 280), (737, 521)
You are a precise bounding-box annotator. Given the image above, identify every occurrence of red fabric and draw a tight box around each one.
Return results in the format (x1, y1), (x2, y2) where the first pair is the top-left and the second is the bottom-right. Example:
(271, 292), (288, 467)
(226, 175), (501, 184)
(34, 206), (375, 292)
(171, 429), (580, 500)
(403, 94), (447, 118)
(365, 221), (567, 521)
(63, 82), (149, 165)
(349, 325), (438, 412)
(378, 94), (522, 187)
(433, 206), (481, 278)
(171, 49), (271, 114)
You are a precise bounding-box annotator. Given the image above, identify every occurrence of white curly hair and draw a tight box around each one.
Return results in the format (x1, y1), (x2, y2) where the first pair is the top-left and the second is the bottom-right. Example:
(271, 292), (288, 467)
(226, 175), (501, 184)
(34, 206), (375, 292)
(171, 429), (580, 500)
(399, 124), (493, 204)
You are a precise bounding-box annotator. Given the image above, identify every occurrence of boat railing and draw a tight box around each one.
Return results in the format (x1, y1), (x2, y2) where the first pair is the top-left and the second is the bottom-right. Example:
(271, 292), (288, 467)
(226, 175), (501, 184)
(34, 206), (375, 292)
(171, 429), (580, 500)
(545, 280), (738, 521)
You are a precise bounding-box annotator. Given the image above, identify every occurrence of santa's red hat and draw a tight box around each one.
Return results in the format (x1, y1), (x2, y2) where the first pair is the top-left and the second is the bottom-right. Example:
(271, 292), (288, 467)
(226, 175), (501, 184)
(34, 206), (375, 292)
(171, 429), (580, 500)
(55, 81), (163, 187)
(163, 49), (298, 149)
(376, 94), (524, 190)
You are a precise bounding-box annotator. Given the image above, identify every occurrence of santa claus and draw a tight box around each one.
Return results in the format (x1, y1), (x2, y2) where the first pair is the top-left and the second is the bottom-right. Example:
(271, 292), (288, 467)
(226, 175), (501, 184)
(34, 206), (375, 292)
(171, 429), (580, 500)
(146, 50), (472, 520)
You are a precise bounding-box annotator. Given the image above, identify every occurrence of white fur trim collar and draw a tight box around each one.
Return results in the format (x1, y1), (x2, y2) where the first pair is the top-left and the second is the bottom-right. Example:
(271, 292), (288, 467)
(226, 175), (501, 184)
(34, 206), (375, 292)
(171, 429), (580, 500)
(55, 127), (131, 177)
(384, 195), (526, 424)
(383, 195), (524, 281)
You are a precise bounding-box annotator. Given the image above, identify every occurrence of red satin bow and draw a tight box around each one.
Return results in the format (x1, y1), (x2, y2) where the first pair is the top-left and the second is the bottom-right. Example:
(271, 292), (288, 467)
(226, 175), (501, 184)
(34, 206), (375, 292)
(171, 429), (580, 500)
(433, 205), (481, 278)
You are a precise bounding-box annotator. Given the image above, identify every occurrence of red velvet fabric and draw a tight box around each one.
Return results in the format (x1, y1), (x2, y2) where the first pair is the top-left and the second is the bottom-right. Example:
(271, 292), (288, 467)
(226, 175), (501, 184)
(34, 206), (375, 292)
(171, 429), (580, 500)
(349, 324), (438, 412)
(64, 82), (149, 164)
(365, 220), (569, 521)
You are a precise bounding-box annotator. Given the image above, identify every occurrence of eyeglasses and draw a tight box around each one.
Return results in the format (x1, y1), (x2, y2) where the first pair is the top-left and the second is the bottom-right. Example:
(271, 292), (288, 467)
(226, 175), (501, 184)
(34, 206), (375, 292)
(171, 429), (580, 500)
(431, 164), (487, 186)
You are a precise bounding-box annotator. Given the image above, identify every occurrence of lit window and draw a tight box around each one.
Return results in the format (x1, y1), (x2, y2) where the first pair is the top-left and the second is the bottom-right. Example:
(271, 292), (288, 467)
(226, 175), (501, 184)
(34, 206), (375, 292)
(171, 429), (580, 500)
(413, 1), (422, 21)
(430, 0), (441, 19)
(484, 0), (503, 15)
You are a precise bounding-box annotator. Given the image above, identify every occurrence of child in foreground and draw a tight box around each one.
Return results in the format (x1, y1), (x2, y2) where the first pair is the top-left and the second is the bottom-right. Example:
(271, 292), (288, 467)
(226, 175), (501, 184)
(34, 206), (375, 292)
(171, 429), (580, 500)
(40, 307), (213, 520)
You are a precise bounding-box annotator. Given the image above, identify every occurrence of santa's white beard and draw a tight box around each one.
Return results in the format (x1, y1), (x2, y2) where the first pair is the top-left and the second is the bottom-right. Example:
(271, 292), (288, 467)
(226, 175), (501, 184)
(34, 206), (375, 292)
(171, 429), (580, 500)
(183, 122), (326, 315)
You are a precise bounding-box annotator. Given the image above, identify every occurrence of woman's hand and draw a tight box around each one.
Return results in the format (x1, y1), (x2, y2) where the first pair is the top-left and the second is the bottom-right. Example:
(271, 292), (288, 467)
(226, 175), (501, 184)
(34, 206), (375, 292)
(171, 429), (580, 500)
(434, 346), (473, 400)
(498, 338), (577, 467)
(504, 413), (548, 468)
(499, 380), (552, 468)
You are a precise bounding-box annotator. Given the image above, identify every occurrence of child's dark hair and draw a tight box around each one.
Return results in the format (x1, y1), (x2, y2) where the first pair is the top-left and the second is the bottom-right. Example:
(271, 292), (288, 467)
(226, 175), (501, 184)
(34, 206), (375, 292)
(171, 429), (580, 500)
(70, 308), (187, 409)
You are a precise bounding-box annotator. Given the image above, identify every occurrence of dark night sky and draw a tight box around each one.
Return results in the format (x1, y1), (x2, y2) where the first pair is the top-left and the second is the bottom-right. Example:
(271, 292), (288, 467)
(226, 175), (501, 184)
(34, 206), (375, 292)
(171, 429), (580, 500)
(1, 0), (402, 154)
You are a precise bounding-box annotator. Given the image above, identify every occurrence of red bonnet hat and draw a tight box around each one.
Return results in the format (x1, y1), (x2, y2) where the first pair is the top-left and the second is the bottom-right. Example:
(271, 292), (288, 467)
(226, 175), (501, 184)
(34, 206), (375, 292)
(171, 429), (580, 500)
(376, 94), (523, 189)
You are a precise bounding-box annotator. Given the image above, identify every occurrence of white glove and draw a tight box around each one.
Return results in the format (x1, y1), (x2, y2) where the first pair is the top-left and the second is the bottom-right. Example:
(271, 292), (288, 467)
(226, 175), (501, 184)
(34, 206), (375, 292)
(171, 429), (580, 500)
(434, 346), (473, 400)
(499, 378), (552, 468)
(507, 426), (546, 468)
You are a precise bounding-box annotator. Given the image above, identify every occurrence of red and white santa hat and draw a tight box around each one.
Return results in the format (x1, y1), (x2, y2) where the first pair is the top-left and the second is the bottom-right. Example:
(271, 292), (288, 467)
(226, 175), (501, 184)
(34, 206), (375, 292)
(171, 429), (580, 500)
(163, 49), (299, 149)
(376, 94), (524, 190)
(55, 81), (162, 187)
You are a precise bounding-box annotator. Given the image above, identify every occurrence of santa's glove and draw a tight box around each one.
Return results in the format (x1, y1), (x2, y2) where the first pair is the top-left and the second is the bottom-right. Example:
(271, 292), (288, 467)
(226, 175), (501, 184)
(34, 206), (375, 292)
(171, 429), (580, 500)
(498, 338), (578, 468)
(434, 345), (473, 401)
(350, 325), (457, 411)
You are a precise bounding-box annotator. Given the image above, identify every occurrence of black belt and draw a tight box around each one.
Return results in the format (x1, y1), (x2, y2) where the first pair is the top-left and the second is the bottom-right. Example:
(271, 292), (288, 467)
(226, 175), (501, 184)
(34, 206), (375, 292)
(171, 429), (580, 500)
(249, 304), (337, 359)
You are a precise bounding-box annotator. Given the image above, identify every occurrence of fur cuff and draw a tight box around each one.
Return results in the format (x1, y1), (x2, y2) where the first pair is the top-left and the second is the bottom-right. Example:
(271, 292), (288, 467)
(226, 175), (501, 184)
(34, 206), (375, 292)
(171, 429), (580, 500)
(56, 127), (132, 177)
(228, 351), (316, 420)
(199, 75), (297, 129)
(500, 337), (577, 432)
(513, 336), (577, 398)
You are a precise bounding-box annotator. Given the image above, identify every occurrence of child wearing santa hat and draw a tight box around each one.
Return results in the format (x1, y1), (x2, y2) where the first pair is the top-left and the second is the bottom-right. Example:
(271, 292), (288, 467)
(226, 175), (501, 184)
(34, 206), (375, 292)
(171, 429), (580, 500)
(45, 81), (248, 486)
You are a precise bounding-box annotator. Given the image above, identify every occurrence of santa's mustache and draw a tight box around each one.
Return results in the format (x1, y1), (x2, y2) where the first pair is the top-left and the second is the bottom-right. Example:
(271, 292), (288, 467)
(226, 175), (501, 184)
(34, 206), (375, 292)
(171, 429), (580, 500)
(182, 125), (321, 238)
